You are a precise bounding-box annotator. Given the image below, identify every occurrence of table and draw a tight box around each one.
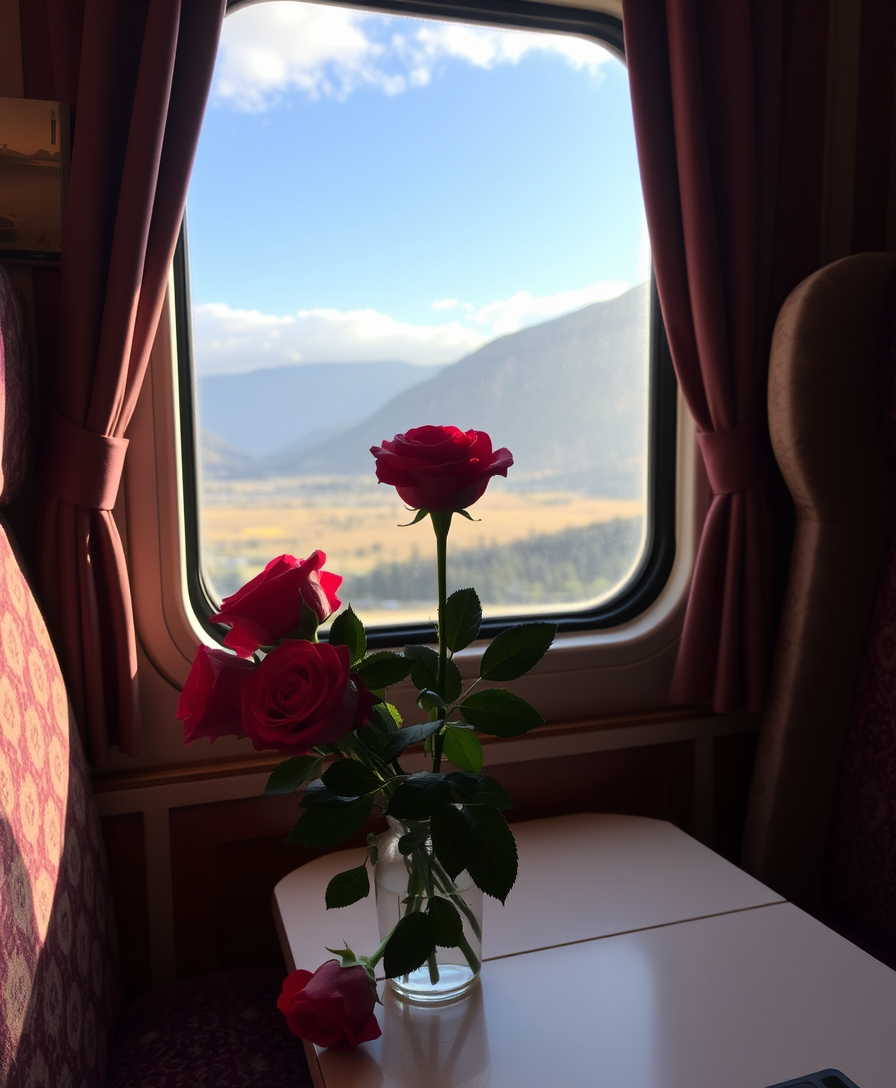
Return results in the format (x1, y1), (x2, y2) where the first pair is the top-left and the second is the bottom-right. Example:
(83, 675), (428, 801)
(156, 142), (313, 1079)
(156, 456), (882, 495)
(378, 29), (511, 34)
(273, 813), (896, 1088)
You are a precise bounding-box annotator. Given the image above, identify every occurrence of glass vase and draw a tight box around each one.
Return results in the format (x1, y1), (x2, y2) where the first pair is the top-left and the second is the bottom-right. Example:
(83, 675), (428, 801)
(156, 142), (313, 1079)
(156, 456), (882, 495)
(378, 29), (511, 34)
(375, 816), (483, 1003)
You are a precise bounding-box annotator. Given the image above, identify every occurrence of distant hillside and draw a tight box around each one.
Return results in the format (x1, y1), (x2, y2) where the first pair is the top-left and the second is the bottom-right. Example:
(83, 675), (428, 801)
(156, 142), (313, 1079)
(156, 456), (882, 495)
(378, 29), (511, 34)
(346, 516), (645, 609)
(198, 430), (264, 480)
(197, 360), (443, 456)
(264, 284), (650, 498)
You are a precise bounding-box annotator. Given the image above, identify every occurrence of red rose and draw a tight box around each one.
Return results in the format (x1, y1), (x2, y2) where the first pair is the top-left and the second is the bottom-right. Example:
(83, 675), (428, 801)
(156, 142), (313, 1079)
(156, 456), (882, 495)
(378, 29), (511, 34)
(370, 426), (513, 512)
(176, 646), (255, 744)
(213, 552), (342, 657)
(239, 639), (359, 753)
(278, 961), (381, 1051)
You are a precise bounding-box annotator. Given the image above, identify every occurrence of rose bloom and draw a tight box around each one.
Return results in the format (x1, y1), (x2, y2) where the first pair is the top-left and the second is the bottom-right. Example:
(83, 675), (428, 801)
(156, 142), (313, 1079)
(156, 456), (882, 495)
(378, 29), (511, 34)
(213, 552), (342, 657)
(370, 426), (513, 512)
(278, 961), (381, 1051)
(176, 646), (255, 744)
(239, 639), (360, 753)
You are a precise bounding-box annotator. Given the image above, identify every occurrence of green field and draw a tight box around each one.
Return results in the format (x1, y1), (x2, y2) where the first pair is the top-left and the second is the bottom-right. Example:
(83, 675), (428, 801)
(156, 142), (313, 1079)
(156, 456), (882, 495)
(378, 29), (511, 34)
(199, 475), (645, 623)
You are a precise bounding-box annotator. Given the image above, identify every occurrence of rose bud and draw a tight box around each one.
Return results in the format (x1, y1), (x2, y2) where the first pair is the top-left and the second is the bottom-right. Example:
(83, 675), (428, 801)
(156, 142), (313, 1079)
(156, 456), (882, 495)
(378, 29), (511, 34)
(370, 425), (513, 513)
(213, 552), (342, 657)
(239, 639), (360, 754)
(176, 646), (255, 744)
(278, 961), (381, 1051)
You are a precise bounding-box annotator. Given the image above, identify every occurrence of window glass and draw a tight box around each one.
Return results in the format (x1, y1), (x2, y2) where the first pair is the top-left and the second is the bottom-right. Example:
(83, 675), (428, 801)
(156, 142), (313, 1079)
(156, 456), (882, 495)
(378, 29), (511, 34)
(185, 0), (652, 629)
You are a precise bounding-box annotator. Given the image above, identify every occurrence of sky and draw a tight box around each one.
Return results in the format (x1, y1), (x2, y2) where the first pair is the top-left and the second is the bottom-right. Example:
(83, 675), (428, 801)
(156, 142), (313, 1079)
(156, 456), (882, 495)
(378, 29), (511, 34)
(186, 1), (649, 376)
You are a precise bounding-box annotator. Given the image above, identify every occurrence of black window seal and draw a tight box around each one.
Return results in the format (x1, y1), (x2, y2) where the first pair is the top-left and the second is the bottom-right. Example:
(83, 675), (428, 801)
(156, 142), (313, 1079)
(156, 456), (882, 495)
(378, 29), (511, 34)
(175, 0), (677, 648)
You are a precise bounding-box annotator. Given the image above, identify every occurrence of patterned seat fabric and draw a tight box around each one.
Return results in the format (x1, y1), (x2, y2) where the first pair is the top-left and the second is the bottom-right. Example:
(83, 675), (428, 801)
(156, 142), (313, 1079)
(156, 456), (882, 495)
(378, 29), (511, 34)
(825, 340), (896, 961)
(107, 969), (312, 1088)
(0, 266), (313, 1086)
(0, 520), (121, 1086)
(0, 267), (121, 1087)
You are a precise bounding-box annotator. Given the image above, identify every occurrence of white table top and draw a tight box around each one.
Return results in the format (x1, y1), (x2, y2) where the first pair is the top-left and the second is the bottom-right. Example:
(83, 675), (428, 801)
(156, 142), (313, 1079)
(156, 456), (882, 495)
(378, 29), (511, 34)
(273, 814), (896, 1088)
(274, 813), (783, 972)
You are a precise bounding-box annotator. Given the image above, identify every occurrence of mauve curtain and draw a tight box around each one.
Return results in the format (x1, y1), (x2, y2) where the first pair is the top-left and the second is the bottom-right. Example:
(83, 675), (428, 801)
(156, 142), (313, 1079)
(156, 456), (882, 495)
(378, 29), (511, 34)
(28, 0), (226, 763)
(623, 0), (784, 713)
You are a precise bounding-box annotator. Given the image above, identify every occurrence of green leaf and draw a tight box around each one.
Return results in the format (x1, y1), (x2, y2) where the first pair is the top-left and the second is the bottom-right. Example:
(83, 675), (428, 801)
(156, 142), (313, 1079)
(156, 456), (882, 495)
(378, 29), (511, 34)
(300, 784), (349, 807)
(328, 606), (367, 665)
(355, 650), (413, 691)
(369, 703), (401, 735)
(366, 833), (379, 866)
(431, 802), (473, 880)
(405, 643), (438, 689)
(446, 772), (512, 810)
(427, 897), (463, 948)
(398, 508), (430, 527)
(325, 864), (370, 908)
(263, 755), (323, 795)
(322, 759), (381, 797)
(287, 796), (374, 849)
(387, 772), (452, 819)
(383, 719), (445, 761)
(358, 702), (402, 759)
(356, 725), (388, 760)
(383, 911), (436, 978)
(398, 828), (429, 855)
(479, 622), (557, 682)
(381, 702), (403, 727)
(460, 689), (544, 738)
(441, 588), (482, 653)
(416, 689), (447, 716)
(464, 806), (518, 903)
(325, 944), (361, 967)
(441, 726), (483, 773)
(405, 644), (463, 703)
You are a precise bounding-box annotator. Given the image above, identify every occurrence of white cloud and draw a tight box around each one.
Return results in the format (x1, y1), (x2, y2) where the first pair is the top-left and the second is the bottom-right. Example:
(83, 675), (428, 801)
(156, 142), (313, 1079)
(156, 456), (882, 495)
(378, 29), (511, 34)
(469, 281), (630, 335)
(213, 2), (612, 111)
(192, 282), (633, 375)
(431, 298), (458, 310)
(192, 302), (487, 375)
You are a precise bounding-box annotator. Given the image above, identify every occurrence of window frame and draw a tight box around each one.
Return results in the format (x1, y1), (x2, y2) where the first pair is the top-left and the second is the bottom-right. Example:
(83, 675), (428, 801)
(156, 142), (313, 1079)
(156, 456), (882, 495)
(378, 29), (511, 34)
(173, 0), (678, 650)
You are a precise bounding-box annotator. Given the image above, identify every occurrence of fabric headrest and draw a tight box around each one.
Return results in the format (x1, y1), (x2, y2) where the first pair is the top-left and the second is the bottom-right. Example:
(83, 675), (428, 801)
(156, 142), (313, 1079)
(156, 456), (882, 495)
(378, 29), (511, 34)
(0, 265), (32, 506)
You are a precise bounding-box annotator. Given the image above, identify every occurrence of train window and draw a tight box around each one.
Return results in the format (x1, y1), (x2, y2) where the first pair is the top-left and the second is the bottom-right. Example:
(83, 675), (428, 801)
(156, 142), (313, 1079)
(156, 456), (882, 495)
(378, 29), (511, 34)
(175, 0), (676, 645)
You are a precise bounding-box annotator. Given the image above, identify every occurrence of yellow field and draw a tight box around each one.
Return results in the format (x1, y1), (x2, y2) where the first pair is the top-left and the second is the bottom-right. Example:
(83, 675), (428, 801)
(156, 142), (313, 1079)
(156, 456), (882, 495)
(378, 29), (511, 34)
(200, 475), (644, 586)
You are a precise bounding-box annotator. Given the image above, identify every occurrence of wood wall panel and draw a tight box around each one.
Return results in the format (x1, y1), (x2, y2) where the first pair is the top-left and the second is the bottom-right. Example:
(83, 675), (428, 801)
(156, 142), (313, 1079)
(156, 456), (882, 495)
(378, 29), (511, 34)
(100, 812), (152, 1000)
(168, 741), (697, 980)
(711, 731), (759, 862)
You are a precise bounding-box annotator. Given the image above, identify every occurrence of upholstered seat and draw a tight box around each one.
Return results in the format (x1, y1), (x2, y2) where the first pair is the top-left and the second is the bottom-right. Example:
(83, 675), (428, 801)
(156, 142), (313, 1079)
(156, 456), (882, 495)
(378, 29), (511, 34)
(744, 251), (896, 964)
(0, 265), (313, 1086)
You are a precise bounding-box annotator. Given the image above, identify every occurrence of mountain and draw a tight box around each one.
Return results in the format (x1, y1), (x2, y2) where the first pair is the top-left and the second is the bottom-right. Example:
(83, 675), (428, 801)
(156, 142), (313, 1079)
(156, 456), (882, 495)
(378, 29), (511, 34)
(263, 284), (651, 498)
(198, 430), (264, 480)
(197, 360), (443, 456)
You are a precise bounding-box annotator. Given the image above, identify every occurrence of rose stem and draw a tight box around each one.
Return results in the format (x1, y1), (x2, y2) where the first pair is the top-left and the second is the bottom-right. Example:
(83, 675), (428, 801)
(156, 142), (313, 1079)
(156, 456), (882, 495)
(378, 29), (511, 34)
(431, 863), (483, 941)
(430, 510), (453, 773)
(420, 843), (441, 985)
(366, 931), (392, 969)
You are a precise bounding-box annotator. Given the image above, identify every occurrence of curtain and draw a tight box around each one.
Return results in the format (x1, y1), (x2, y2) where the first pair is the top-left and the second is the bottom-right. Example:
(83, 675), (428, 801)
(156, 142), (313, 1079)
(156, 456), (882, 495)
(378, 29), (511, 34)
(21, 0), (226, 763)
(624, 0), (792, 714)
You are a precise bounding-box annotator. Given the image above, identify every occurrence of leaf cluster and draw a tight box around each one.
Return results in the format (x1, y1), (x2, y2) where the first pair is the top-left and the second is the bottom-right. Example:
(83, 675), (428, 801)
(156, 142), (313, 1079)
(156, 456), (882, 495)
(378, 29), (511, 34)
(264, 591), (555, 906)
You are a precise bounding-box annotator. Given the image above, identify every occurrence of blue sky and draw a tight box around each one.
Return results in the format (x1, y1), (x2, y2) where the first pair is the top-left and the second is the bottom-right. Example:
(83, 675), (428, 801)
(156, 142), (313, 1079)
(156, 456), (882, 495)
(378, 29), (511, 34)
(186, 2), (648, 375)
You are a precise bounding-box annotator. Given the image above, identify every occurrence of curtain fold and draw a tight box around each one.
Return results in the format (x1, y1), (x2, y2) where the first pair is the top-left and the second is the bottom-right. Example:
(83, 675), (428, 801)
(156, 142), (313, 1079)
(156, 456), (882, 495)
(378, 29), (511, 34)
(624, 0), (785, 712)
(29, 0), (226, 763)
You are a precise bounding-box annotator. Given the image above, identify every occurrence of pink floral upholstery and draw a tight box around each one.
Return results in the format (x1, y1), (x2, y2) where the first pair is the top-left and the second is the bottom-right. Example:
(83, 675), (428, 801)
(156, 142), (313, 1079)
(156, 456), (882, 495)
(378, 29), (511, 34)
(0, 265), (314, 1086)
(0, 519), (120, 1087)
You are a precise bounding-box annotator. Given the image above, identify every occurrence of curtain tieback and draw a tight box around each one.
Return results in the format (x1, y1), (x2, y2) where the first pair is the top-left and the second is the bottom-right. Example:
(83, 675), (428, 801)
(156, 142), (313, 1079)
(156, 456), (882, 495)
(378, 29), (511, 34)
(697, 424), (768, 496)
(39, 403), (129, 510)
